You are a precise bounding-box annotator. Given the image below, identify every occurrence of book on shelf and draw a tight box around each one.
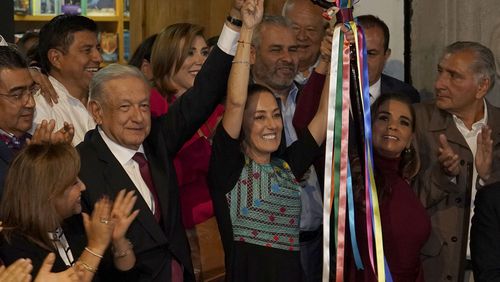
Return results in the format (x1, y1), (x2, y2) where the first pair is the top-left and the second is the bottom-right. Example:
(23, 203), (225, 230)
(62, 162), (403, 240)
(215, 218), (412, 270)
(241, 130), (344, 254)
(123, 29), (130, 60)
(32, 0), (61, 15)
(86, 0), (116, 16)
(100, 32), (118, 62)
(123, 0), (129, 17)
(14, 0), (31, 15)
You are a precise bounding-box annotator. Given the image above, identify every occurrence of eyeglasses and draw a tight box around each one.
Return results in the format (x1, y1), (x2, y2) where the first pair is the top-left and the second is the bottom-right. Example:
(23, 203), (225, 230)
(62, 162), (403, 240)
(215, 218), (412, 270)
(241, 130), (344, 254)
(0, 84), (40, 105)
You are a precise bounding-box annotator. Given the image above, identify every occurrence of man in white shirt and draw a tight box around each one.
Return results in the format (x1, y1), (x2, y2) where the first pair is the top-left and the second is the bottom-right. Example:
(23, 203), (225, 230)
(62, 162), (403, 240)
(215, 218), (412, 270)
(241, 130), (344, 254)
(413, 41), (500, 282)
(35, 15), (101, 146)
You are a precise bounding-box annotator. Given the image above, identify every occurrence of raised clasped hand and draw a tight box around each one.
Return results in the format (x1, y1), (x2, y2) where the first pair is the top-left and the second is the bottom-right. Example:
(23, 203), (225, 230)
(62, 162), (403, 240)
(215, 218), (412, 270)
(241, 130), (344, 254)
(241, 0), (264, 29)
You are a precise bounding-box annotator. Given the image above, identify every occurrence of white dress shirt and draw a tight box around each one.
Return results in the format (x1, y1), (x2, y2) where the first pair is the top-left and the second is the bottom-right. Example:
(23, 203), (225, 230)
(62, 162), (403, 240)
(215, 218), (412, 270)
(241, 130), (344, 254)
(98, 127), (155, 213)
(33, 76), (96, 146)
(452, 100), (488, 258)
(369, 77), (382, 105)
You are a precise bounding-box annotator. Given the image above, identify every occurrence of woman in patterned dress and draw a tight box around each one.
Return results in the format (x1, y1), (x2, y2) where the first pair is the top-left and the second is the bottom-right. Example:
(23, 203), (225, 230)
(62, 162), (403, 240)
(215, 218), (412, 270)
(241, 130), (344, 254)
(208, 0), (330, 280)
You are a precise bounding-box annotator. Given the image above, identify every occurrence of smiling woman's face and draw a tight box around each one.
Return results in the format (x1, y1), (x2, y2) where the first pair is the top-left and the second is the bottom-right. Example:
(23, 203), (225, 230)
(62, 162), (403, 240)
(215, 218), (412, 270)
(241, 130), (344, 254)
(372, 99), (414, 158)
(242, 91), (283, 164)
(168, 35), (209, 97)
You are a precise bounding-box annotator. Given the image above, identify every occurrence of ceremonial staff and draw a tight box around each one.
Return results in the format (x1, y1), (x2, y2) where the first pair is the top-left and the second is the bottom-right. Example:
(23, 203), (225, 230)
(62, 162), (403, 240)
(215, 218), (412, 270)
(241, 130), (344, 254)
(310, 1), (392, 281)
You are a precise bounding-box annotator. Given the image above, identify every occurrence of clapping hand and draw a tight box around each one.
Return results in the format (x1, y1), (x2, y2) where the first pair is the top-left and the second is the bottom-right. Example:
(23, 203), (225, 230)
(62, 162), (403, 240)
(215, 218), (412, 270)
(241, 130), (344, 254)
(437, 134), (460, 176)
(476, 125), (493, 181)
(34, 253), (80, 282)
(0, 258), (32, 282)
(28, 120), (74, 145)
(111, 189), (139, 242)
(82, 197), (114, 255)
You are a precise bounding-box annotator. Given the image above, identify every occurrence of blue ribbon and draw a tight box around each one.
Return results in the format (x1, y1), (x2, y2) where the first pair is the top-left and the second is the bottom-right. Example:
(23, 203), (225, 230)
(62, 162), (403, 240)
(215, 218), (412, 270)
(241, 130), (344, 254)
(347, 160), (364, 269)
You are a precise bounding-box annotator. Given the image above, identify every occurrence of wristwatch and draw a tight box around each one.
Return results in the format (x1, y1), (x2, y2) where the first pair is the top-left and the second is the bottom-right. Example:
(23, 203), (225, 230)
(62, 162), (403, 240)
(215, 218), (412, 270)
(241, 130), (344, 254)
(226, 15), (242, 27)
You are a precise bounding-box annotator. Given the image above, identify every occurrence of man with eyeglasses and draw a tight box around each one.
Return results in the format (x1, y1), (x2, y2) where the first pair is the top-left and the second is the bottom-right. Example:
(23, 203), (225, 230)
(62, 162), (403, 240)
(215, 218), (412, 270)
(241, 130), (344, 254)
(282, 0), (326, 86)
(0, 46), (73, 197)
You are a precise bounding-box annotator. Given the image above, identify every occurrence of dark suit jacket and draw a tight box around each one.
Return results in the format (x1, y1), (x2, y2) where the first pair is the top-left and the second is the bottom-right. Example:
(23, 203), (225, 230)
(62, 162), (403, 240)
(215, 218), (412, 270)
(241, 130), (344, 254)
(471, 183), (500, 282)
(380, 73), (420, 103)
(77, 47), (232, 282)
(0, 141), (13, 198)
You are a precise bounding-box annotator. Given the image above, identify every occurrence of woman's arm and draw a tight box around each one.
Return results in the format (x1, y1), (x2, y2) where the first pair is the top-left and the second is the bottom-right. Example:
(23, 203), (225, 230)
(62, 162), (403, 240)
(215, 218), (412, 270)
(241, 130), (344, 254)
(222, 0), (263, 139)
(306, 28), (334, 146)
(306, 68), (330, 146)
(76, 197), (114, 281)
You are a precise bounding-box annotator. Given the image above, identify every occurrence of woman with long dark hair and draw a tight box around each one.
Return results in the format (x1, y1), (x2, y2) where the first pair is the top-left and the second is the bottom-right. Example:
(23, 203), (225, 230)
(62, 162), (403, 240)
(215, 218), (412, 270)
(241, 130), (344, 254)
(346, 93), (431, 281)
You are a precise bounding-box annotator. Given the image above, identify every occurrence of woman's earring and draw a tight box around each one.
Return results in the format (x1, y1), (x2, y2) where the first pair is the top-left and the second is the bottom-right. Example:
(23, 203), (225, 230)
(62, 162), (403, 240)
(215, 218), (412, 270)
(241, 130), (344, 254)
(404, 147), (412, 154)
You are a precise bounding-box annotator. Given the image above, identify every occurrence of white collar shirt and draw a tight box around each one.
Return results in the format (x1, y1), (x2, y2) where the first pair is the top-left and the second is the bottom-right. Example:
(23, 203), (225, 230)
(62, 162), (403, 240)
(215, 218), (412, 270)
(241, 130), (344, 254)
(369, 77), (382, 105)
(294, 58), (320, 86)
(452, 99), (488, 258)
(33, 76), (96, 146)
(98, 127), (155, 213)
(48, 227), (75, 267)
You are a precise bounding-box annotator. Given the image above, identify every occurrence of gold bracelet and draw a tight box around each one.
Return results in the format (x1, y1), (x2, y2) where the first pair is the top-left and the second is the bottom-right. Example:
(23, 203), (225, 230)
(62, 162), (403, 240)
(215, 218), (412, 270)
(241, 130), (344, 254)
(112, 240), (134, 259)
(84, 247), (103, 259)
(232, 60), (250, 64)
(237, 40), (251, 45)
(77, 261), (98, 273)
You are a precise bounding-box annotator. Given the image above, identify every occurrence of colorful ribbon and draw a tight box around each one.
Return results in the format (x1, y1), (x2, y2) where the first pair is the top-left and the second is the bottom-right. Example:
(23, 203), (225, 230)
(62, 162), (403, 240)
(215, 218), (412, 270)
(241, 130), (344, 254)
(322, 25), (342, 282)
(322, 8), (393, 282)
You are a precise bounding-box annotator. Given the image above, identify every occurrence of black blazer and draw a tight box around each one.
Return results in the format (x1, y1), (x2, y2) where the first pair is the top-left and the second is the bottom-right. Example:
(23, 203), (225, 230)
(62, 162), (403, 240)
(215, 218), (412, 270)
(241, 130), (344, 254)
(0, 215), (86, 278)
(77, 47), (232, 282)
(471, 182), (500, 282)
(381, 73), (420, 103)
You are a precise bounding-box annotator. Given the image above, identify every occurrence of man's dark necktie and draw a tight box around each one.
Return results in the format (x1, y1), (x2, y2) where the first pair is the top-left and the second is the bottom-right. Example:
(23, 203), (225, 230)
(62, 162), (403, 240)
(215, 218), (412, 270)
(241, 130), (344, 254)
(132, 152), (161, 222)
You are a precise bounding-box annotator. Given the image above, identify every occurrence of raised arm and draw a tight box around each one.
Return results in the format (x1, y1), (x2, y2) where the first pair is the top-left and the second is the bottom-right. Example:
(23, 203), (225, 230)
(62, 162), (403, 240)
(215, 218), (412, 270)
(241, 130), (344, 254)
(306, 29), (333, 146)
(222, 0), (264, 139)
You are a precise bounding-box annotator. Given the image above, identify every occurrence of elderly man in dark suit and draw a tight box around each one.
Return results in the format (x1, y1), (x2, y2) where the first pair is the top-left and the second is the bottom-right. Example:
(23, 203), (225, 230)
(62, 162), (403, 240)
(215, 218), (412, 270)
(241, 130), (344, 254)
(75, 2), (255, 280)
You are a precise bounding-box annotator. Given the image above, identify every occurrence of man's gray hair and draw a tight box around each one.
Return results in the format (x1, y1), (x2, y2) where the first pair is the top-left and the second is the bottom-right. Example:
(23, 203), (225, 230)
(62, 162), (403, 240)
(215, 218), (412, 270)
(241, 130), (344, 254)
(89, 63), (149, 103)
(281, 0), (295, 16)
(252, 15), (293, 49)
(444, 41), (497, 91)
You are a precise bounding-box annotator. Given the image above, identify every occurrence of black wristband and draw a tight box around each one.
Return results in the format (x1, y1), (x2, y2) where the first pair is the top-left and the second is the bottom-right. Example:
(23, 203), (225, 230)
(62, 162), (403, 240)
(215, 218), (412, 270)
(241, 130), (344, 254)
(226, 15), (242, 27)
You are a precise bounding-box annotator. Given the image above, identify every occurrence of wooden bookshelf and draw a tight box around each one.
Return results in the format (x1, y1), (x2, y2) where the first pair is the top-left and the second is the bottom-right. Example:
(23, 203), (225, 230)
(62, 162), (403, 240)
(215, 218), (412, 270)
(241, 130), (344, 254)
(129, 0), (286, 56)
(14, 0), (129, 64)
(15, 14), (121, 22)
